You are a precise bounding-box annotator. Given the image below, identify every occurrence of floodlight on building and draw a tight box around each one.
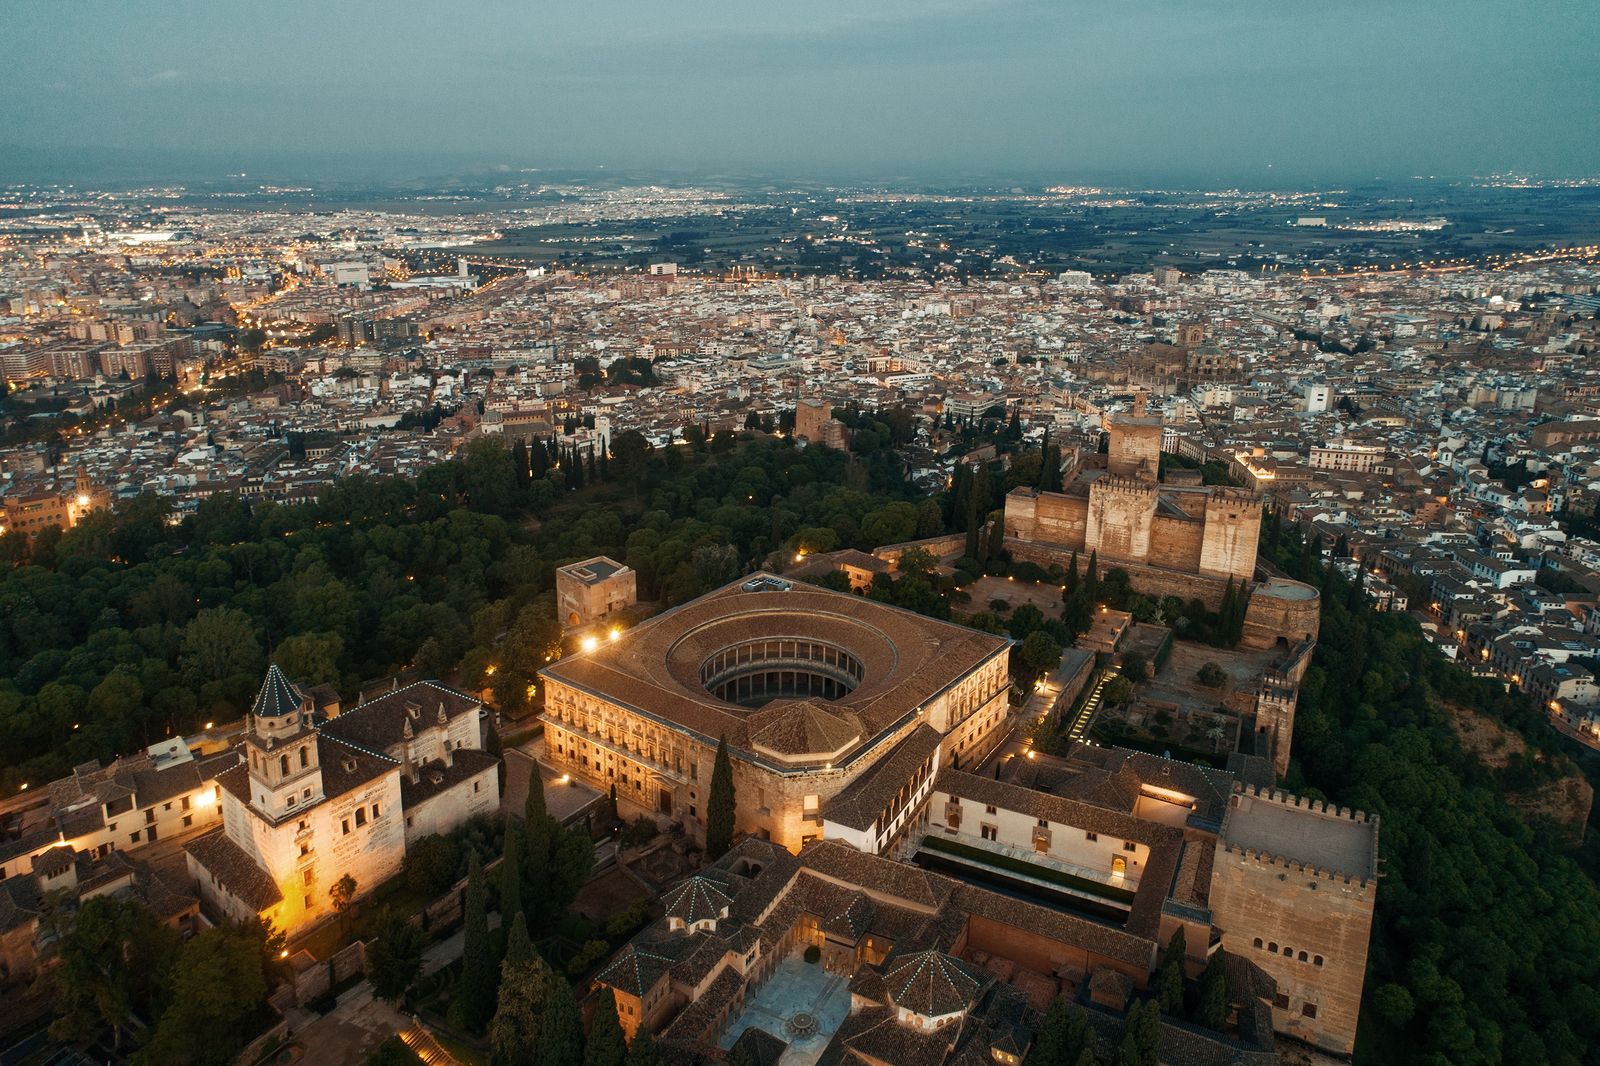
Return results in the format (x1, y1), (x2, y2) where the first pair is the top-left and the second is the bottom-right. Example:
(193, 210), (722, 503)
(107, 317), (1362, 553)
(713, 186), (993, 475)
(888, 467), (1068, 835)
(581, 635), (600, 653)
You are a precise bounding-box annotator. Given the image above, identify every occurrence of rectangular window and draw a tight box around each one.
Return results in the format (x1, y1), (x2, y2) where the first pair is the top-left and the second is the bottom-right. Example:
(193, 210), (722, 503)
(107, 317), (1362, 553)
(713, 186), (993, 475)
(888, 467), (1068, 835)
(354, 808), (367, 827)
(183, 815), (193, 827)
(1123, 841), (1137, 852)
(984, 804), (997, 815)
(371, 802), (381, 819)
(302, 869), (313, 885)
(980, 824), (998, 841)
(181, 796), (191, 811)
(342, 819), (351, 835)
(1085, 831), (1098, 842)
(1274, 993), (1290, 1010)
(474, 781), (481, 793)
(145, 809), (156, 824)
(1302, 1003), (1318, 1019)
(130, 831), (141, 843)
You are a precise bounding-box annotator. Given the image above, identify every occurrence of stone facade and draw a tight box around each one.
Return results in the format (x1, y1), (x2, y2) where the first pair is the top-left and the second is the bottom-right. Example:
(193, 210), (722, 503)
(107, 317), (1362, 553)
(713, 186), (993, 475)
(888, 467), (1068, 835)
(1209, 787), (1378, 1056)
(185, 668), (497, 937)
(556, 556), (638, 631)
(539, 576), (1012, 853)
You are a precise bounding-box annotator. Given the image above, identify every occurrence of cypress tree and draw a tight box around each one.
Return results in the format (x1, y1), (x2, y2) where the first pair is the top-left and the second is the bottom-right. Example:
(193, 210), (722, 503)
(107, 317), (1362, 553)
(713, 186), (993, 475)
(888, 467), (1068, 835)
(1063, 549), (1080, 598)
(511, 438), (531, 489)
(1155, 927), (1186, 1015)
(964, 494), (981, 561)
(535, 971), (584, 1066)
(706, 735), (737, 860)
(500, 819), (523, 935)
(1036, 430), (1053, 490)
(584, 987), (628, 1066)
(504, 912), (532, 970)
(1084, 550), (1100, 600)
(456, 852), (496, 1031)
(525, 776), (552, 925)
(1195, 949), (1230, 1030)
(625, 1030), (659, 1066)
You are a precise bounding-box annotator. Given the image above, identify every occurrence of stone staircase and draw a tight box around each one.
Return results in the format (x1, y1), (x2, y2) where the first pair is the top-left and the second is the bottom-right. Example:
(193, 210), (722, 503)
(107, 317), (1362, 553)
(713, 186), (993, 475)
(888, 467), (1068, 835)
(398, 1019), (460, 1066)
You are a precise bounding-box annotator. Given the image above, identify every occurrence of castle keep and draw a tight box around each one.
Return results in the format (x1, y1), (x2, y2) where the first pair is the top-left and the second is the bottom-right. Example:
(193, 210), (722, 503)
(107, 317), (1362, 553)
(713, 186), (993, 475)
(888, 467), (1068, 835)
(1005, 401), (1320, 651)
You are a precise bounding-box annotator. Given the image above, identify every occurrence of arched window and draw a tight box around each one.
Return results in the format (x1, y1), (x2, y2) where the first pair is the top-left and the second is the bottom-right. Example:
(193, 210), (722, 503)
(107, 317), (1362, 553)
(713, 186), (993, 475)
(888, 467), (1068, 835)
(299, 746), (309, 769)
(1253, 938), (1263, 949)
(1268, 942), (1278, 953)
(279, 754), (290, 775)
(1282, 946), (1292, 957)
(1314, 955), (1324, 967)
(1298, 951), (1308, 962)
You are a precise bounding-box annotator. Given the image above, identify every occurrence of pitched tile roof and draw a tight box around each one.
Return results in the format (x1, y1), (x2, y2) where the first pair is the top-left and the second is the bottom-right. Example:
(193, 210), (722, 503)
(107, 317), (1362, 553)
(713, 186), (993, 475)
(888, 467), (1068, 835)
(252, 664), (305, 719)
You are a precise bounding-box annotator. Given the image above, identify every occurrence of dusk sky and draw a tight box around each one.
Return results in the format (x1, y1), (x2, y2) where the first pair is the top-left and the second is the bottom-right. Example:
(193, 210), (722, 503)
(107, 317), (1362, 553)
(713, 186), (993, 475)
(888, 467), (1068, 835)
(6, 0), (1599, 184)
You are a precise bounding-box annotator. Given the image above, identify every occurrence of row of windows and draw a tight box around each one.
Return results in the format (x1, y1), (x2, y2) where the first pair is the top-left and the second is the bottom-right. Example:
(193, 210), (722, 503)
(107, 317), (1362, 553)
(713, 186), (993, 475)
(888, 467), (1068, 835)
(1253, 938), (1324, 967)
(1272, 992), (1319, 1018)
(341, 802), (382, 835)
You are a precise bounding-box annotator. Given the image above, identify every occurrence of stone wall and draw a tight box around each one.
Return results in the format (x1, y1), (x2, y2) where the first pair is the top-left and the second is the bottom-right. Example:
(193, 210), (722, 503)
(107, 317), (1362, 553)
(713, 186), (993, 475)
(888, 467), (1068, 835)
(1199, 490), (1263, 581)
(872, 532), (968, 566)
(1208, 799), (1376, 1056)
(1086, 477), (1158, 565)
(1147, 514), (1204, 572)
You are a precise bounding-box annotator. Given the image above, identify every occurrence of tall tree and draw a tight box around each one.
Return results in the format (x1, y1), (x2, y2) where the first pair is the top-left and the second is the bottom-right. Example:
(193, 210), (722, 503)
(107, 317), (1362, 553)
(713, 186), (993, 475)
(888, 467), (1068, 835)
(1155, 927), (1186, 1015)
(490, 951), (554, 1065)
(525, 775), (553, 924)
(500, 818), (524, 934)
(504, 912), (533, 970)
(1195, 948), (1231, 1031)
(367, 909), (425, 1003)
(535, 971), (584, 1066)
(50, 896), (181, 1051)
(139, 921), (271, 1065)
(584, 987), (629, 1066)
(625, 1030), (659, 1066)
(706, 735), (737, 860)
(455, 853), (496, 1032)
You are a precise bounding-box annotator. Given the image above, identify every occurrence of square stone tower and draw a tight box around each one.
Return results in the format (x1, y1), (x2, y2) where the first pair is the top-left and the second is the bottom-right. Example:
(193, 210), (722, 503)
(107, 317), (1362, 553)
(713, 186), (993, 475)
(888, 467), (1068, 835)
(1209, 786), (1379, 1056)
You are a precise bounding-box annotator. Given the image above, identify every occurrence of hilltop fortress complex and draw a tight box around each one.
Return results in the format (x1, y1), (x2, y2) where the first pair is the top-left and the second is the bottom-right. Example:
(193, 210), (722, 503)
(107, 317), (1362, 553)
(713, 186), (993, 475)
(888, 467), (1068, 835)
(1005, 396), (1322, 652)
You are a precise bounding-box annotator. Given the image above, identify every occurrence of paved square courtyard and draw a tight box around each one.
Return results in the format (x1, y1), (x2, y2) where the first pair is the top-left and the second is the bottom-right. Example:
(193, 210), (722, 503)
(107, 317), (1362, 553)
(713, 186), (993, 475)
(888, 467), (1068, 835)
(719, 953), (851, 1066)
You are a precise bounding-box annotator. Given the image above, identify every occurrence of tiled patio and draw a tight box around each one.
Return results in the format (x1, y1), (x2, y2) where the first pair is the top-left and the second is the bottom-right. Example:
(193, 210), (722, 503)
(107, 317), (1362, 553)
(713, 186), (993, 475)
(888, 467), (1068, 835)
(719, 954), (851, 1066)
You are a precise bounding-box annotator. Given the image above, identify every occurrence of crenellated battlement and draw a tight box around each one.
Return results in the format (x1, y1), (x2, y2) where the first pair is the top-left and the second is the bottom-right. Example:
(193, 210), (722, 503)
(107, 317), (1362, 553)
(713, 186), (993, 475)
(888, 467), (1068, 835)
(1091, 474), (1159, 499)
(1220, 783), (1380, 886)
(1206, 487), (1263, 512)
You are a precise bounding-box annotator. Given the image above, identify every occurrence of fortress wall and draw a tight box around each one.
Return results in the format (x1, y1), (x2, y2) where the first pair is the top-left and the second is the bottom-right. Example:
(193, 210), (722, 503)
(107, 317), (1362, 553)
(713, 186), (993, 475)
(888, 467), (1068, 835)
(1199, 490), (1263, 581)
(1005, 490), (1089, 551)
(1147, 514), (1204, 572)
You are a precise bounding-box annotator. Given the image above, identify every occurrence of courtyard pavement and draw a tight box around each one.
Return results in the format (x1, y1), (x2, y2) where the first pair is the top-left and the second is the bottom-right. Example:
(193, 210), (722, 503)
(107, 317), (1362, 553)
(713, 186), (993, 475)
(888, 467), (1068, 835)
(720, 954), (851, 1066)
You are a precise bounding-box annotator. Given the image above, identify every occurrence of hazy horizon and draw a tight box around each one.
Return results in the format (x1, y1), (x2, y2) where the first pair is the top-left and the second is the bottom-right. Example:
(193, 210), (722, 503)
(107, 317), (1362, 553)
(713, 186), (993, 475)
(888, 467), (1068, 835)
(6, 0), (1600, 186)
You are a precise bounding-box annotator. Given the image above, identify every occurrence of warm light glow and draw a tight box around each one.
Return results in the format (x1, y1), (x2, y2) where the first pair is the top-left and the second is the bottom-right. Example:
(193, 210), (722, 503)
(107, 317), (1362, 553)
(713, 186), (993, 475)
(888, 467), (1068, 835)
(205, 721), (214, 730)
(581, 635), (599, 653)
(1027, 751), (1037, 760)
(279, 949), (290, 959)
(76, 494), (91, 508)
(484, 665), (496, 676)
(559, 773), (571, 784)
(608, 627), (622, 641)
(194, 790), (215, 808)
(18, 783), (28, 791)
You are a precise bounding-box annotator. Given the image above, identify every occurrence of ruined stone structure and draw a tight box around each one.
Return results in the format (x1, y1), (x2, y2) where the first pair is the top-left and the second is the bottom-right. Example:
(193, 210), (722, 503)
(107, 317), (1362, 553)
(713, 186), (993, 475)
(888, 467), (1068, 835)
(539, 574), (1012, 853)
(556, 555), (638, 631)
(1210, 786), (1379, 1056)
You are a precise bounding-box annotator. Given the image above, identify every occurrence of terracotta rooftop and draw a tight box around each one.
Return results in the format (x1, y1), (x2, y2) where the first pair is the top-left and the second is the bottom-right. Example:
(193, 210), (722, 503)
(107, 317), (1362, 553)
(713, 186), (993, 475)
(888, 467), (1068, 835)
(540, 573), (1009, 765)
